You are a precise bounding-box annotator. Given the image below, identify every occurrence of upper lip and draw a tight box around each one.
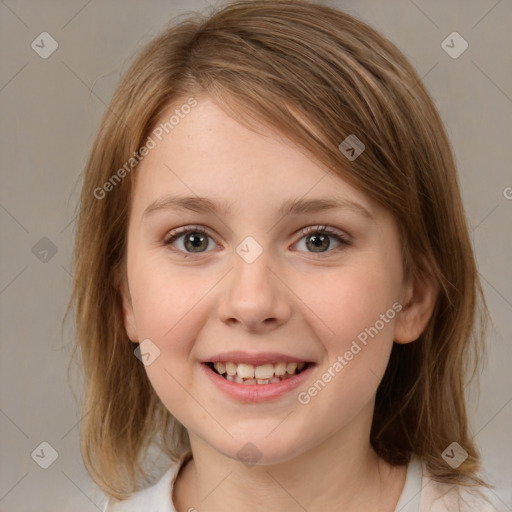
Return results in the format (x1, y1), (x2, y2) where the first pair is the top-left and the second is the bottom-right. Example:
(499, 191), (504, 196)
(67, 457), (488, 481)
(202, 351), (313, 366)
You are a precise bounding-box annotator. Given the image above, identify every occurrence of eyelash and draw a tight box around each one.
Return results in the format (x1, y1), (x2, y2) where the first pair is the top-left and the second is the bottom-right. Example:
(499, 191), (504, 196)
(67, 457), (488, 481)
(163, 224), (350, 258)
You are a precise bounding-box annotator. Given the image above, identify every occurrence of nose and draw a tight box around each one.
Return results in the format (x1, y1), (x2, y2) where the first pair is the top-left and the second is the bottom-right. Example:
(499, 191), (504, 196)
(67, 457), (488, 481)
(217, 249), (292, 334)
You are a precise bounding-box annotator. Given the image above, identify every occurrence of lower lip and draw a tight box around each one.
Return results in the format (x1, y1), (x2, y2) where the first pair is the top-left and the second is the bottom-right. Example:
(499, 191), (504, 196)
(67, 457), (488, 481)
(200, 363), (315, 403)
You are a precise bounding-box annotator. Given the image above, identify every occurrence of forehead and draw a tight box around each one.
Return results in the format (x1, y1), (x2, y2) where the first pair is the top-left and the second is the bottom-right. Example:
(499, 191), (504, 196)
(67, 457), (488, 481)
(130, 96), (376, 217)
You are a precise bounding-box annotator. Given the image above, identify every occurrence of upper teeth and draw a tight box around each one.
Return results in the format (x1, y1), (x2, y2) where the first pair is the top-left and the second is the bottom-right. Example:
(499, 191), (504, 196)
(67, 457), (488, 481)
(213, 361), (305, 379)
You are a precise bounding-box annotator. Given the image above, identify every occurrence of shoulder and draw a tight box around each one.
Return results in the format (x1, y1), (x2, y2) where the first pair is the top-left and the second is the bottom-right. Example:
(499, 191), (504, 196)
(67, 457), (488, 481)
(419, 462), (501, 512)
(395, 456), (502, 512)
(103, 463), (181, 512)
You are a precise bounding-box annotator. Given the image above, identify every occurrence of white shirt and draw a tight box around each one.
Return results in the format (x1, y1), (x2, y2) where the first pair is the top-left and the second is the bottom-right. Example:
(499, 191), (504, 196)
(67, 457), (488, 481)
(103, 455), (501, 511)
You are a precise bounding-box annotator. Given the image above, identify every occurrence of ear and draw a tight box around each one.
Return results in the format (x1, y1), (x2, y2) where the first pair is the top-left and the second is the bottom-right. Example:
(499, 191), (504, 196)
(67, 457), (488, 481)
(115, 264), (139, 343)
(394, 263), (439, 344)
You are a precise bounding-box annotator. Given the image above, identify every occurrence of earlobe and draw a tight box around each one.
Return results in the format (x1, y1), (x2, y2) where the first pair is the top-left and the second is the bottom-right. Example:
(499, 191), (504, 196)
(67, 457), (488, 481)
(116, 266), (139, 343)
(394, 266), (439, 344)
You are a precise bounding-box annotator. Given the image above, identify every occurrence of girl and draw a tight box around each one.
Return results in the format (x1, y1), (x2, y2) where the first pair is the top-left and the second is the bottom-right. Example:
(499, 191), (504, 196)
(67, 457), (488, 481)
(68, 1), (501, 510)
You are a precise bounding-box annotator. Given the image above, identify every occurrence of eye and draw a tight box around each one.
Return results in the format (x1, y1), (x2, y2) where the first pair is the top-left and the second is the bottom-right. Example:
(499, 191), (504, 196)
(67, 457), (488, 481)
(163, 224), (350, 258)
(293, 225), (350, 254)
(163, 225), (218, 255)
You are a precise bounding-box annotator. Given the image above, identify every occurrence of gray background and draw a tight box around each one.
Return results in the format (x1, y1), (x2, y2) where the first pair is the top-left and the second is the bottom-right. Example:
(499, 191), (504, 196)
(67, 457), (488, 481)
(1, 0), (511, 510)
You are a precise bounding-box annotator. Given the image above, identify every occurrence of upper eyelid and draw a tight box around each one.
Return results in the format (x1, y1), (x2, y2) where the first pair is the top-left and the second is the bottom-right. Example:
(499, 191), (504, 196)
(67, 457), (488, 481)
(163, 225), (219, 249)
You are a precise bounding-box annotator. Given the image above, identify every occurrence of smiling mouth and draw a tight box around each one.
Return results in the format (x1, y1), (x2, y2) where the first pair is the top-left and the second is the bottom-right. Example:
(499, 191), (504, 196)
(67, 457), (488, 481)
(205, 361), (311, 385)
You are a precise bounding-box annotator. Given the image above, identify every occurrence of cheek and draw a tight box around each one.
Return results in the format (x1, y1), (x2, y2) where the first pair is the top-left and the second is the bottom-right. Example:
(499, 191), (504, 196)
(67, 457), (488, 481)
(297, 261), (400, 412)
(129, 252), (212, 341)
(131, 265), (209, 424)
(325, 266), (400, 397)
(305, 262), (400, 346)
(143, 365), (210, 438)
(127, 257), (212, 411)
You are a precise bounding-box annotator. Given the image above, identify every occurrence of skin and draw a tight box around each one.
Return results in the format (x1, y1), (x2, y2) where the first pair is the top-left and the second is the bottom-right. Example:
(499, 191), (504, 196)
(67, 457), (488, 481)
(119, 95), (437, 512)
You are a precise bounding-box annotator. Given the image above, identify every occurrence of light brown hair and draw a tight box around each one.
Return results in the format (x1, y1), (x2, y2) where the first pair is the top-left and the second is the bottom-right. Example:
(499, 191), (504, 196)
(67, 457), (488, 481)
(66, 0), (491, 499)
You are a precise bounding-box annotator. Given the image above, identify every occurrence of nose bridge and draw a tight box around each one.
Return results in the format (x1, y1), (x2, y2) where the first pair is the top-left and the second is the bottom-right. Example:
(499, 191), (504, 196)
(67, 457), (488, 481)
(232, 247), (272, 295)
(218, 238), (291, 331)
(231, 242), (276, 306)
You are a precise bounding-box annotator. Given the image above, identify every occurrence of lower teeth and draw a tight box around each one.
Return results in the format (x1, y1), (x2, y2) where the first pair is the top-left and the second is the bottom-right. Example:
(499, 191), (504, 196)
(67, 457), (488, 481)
(225, 375), (292, 384)
(213, 367), (303, 385)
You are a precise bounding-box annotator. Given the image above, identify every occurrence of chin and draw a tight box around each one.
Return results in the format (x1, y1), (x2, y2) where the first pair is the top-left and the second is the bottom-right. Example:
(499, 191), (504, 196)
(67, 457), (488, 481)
(206, 432), (307, 467)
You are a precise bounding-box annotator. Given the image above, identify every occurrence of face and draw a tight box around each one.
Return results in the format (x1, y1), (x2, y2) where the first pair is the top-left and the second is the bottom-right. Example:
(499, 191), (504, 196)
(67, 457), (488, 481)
(120, 95), (423, 465)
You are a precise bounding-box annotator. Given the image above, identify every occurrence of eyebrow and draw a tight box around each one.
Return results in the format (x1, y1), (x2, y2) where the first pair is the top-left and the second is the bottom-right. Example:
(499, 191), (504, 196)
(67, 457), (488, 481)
(142, 195), (374, 221)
